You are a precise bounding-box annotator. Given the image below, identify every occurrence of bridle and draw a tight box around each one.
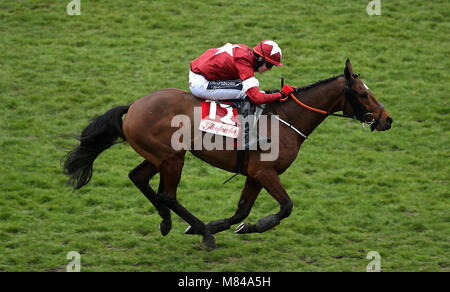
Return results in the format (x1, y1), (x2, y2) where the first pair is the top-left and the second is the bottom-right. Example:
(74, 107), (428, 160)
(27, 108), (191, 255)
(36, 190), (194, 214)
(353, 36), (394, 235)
(279, 74), (384, 133)
(343, 75), (385, 130)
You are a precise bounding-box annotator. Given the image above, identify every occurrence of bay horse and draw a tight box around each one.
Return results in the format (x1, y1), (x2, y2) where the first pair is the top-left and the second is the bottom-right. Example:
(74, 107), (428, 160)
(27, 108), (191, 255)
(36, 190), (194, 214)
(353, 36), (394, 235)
(63, 59), (393, 250)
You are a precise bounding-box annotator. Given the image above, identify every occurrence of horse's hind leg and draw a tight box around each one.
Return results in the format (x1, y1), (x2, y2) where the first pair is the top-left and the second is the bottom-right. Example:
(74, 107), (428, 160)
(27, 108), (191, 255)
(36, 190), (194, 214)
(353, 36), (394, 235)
(129, 160), (172, 236)
(157, 154), (216, 250)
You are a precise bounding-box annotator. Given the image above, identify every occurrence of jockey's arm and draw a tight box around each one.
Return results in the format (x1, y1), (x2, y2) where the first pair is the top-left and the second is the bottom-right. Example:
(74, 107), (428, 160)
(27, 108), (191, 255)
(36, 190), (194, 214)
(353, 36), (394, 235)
(235, 59), (283, 105)
(246, 87), (283, 105)
(242, 77), (282, 105)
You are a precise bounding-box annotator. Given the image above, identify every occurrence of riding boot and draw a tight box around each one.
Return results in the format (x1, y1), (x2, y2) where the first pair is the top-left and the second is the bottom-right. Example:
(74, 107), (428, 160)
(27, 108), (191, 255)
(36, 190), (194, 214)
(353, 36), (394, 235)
(238, 99), (257, 150)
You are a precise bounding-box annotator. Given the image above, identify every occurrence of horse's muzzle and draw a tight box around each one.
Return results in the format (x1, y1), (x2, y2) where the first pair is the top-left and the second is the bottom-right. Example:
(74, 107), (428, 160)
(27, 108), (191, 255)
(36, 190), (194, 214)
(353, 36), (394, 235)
(373, 116), (393, 131)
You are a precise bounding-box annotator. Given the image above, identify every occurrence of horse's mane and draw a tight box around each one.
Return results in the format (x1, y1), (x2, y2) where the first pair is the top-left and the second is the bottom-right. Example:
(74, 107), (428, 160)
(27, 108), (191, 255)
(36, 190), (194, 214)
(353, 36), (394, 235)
(295, 74), (344, 92)
(264, 74), (344, 94)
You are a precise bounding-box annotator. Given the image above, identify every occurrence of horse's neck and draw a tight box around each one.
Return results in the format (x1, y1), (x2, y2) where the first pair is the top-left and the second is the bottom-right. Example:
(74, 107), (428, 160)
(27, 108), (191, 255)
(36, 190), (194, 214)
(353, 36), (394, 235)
(276, 77), (345, 138)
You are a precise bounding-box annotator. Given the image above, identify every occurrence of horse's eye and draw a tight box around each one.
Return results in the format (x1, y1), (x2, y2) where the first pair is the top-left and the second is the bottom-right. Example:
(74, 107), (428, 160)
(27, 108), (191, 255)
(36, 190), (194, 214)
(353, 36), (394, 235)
(361, 92), (368, 99)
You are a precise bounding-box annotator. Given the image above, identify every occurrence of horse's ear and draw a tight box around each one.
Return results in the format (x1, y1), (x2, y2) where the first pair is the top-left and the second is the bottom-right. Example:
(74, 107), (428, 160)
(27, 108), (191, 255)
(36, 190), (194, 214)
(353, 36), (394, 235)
(344, 59), (354, 81)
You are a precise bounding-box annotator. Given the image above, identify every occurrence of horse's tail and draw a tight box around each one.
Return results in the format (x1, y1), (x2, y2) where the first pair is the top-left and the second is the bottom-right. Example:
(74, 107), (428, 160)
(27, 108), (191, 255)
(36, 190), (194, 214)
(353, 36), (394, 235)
(62, 105), (130, 191)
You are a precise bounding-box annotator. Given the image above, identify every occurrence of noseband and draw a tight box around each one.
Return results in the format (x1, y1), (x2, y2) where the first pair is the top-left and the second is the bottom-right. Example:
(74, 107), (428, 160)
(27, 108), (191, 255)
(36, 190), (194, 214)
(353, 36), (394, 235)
(362, 104), (384, 129)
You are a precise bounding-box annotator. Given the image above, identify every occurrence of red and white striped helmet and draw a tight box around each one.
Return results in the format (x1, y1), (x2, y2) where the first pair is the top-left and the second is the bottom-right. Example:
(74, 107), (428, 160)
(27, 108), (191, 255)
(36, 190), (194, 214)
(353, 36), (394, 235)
(253, 40), (283, 66)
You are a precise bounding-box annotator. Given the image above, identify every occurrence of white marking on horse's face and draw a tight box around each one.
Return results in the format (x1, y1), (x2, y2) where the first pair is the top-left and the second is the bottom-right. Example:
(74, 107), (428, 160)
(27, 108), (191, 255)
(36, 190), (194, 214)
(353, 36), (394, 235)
(363, 83), (369, 90)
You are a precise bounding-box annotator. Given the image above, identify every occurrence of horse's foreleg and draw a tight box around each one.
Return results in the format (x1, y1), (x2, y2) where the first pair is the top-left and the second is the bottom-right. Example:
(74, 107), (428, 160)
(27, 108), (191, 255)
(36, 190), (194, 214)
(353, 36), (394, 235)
(185, 176), (262, 235)
(235, 169), (293, 234)
(129, 160), (172, 236)
(157, 154), (216, 250)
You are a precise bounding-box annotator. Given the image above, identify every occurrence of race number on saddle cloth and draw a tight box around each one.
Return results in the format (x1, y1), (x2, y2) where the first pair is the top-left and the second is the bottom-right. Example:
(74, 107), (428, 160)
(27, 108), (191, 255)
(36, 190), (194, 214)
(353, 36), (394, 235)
(189, 41), (285, 105)
(199, 100), (241, 139)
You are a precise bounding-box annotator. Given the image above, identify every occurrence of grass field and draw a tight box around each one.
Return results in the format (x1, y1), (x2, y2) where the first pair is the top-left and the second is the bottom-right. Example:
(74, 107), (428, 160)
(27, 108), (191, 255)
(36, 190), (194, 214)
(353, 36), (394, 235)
(0, 0), (448, 272)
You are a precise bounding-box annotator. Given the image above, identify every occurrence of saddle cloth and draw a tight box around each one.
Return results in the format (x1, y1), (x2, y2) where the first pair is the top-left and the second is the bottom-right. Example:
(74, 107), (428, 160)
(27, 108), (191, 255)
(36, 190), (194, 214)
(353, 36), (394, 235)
(199, 99), (266, 173)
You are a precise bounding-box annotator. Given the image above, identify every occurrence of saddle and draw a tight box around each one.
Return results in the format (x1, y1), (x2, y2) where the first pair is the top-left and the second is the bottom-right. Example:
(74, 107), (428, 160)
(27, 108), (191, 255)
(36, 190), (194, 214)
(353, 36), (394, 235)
(199, 98), (265, 148)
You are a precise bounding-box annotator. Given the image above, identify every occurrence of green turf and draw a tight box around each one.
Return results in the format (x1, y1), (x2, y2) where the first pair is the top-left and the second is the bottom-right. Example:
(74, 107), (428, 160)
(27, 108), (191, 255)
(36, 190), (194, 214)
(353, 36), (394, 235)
(0, 0), (448, 271)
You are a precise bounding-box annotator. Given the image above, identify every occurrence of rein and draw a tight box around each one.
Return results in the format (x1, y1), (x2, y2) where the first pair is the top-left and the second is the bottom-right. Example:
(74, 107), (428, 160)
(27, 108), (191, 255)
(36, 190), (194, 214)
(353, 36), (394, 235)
(280, 92), (356, 120)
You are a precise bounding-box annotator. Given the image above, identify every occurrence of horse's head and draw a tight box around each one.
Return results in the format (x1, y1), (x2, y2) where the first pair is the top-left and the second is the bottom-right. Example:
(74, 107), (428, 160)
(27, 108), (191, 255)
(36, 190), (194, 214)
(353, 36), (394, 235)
(343, 59), (393, 131)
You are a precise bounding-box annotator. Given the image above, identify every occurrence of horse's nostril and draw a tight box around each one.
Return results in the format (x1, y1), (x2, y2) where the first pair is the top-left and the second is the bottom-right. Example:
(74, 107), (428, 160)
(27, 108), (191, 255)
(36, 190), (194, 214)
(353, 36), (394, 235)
(386, 117), (393, 129)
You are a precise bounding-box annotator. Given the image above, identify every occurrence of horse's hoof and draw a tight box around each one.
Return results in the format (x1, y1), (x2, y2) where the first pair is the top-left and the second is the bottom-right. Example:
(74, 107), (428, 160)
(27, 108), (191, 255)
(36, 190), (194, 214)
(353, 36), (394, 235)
(184, 225), (198, 235)
(202, 233), (216, 251)
(159, 220), (172, 236)
(234, 222), (251, 234)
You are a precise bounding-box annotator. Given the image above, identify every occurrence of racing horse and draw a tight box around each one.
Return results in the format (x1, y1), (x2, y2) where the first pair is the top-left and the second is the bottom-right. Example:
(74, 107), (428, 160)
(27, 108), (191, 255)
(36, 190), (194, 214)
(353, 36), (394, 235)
(63, 59), (393, 250)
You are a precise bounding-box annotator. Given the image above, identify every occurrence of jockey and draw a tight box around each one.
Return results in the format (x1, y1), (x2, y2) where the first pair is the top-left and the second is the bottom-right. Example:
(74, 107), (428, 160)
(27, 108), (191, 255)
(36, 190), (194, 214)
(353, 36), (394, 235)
(189, 40), (295, 105)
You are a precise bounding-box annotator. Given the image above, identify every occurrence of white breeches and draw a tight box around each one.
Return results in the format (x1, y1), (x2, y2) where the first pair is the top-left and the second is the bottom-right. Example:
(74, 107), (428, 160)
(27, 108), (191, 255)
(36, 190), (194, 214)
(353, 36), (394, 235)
(189, 70), (253, 100)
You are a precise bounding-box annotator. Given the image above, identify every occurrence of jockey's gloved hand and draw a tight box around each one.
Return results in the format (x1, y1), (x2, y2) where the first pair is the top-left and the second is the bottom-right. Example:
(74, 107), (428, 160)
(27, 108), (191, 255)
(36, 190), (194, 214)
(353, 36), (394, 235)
(280, 84), (295, 98)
